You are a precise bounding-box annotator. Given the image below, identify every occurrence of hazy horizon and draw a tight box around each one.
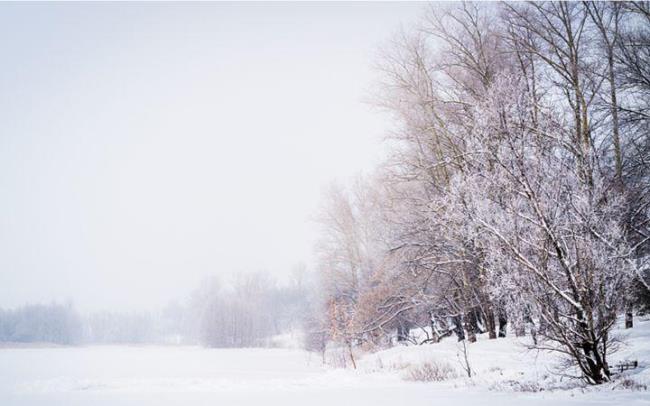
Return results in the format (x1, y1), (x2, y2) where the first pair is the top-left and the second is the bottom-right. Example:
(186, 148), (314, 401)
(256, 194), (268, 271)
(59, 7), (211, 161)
(0, 2), (425, 312)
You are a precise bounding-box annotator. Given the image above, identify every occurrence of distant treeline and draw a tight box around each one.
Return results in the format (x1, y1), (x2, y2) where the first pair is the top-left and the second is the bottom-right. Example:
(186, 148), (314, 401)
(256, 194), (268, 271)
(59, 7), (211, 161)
(0, 271), (311, 346)
(0, 302), (82, 345)
(0, 302), (171, 345)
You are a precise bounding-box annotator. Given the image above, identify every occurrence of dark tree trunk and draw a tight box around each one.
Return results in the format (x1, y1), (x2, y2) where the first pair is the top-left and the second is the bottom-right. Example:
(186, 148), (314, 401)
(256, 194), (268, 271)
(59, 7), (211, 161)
(576, 309), (610, 384)
(396, 322), (409, 342)
(498, 309), (508, 338)
(474, 309), (486, 334)
(465, 310), (477, 343)
(625, 303), (633, 329)
(486, 308), (497, 339)
(453, 315), (465, 341)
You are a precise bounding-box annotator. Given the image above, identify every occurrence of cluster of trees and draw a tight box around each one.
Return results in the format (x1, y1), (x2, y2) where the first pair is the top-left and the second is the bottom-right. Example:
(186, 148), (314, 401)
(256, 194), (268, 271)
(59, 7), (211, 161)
(198, 272), (308, 347)
(313, 1), (650, 385)
(0, 302), (82, 345)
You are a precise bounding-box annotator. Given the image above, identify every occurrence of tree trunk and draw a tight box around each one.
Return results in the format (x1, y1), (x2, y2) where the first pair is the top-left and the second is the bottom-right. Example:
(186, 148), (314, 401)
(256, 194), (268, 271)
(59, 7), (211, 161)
(396, 322), (409, 342)
(498, 309), (508, 338)
(347, 342), (357, 370)
(577, 309), (610, 384)
(453, 315), (465, 341)
(486, 309), (497, 339)
(465, 310), (477, 343)
(625, 303), (634, 329)
(429, 312), (440, 343)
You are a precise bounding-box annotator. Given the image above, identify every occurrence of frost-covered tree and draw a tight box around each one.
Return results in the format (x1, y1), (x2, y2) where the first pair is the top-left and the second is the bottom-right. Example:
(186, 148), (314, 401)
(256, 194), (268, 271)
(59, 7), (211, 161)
(312, 1), (650, 385)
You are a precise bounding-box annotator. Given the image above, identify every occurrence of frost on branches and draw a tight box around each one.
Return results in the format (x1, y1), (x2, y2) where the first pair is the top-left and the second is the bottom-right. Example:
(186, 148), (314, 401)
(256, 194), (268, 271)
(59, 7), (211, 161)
(311, 2), (650, 386)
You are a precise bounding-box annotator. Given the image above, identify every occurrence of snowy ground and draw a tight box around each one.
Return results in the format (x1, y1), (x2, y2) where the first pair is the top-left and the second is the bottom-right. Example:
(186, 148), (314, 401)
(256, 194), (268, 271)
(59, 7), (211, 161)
(1, 321), (649, 405)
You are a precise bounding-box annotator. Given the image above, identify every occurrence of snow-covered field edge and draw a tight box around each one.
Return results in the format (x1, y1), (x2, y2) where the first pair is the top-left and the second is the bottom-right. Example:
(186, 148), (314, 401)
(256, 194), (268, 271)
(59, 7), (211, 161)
(324, 317), (650, 396)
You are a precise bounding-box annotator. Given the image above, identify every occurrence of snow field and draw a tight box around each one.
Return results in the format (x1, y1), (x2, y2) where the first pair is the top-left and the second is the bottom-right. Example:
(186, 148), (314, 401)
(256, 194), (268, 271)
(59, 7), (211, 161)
(0, 319), (648, 405)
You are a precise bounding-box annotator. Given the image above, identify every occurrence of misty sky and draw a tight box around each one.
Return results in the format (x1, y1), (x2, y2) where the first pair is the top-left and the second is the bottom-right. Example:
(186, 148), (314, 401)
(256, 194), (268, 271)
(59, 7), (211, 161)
(0, 2), (424, 312)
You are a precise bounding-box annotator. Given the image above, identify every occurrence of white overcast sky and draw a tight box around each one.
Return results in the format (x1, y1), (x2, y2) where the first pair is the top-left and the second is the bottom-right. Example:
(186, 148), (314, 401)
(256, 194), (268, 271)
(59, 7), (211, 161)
(0, 2), (425, 312)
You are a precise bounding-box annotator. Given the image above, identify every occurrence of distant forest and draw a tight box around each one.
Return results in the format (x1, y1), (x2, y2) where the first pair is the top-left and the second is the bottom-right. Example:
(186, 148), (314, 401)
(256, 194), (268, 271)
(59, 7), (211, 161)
(0, 272), (310, 346)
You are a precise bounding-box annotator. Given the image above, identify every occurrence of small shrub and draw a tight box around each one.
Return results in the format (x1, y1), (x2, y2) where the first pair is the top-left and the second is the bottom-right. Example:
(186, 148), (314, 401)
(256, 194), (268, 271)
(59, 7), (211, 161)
(323, 346), (360, 369)
(323, 347), (348, 368)
(387, 360), (411, 371)
(614, 378), (647, 391)
(403, 361), (458, 382)
(488, 366), (504, 375)
(490, 379), (543, 392)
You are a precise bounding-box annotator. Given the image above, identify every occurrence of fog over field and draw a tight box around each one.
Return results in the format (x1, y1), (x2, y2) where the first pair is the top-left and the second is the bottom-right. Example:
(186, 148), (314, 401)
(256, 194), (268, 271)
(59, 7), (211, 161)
(0, 2), (422, 312)
(1, 2), (649, 406)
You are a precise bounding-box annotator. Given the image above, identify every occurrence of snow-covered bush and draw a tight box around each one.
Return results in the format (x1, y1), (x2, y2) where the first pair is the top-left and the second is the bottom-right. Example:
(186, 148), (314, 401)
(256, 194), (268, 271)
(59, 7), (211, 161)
(403, 361), (458, 382)
(614, 378), (648, 391)
(489, 380), (543, 393)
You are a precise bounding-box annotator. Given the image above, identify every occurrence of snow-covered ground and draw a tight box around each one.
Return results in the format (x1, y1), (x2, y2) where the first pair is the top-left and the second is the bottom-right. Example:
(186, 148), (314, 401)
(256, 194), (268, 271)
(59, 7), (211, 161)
(1, 320), (649, 405)
(358, 318), (650, 395)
